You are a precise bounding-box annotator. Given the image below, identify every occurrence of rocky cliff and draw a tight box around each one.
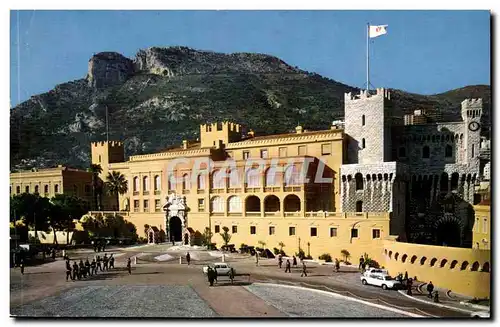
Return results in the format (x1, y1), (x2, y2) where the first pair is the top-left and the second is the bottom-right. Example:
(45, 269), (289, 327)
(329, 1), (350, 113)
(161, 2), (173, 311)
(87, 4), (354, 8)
(10, 46), (491, 170)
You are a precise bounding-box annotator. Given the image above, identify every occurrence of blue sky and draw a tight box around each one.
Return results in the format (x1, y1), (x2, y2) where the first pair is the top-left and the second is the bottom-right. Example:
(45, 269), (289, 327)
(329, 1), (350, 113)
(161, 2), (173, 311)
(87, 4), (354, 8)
(10, 10), (490, 107)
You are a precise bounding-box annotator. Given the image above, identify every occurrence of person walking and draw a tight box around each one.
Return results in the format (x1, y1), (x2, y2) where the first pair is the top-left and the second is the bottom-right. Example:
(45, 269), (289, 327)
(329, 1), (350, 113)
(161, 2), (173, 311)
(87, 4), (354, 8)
(127, 257), (132, 275)
(51, 248), (56, 260)
(426, 281), (435, 298)
(72, 261), (79, 280)
(229, 267), (235, 284)
(292, 255), (297, 267)
(404, 271), (408, 281)
(207, 267), (215, 286)
(79, 260), (86, 278)
(109, 254), (115, 269)
(285, 259), (291, 273)
(103, 253), (109, 271)
(96, 256), (102, 272)
(407, 278), (413, 296)
(255, 252), (259, 266)
(301, 261), (308, 277)
(85, 259), (91, 277)
(20, 259), (25, 275)
(186, 252), (191, 266)
(335, 258), (340, 273)
(91, 258), (97, 275)
(66, 259), (72, 281)
(278, 254), (283, 269)
(359, 256), (365, 271)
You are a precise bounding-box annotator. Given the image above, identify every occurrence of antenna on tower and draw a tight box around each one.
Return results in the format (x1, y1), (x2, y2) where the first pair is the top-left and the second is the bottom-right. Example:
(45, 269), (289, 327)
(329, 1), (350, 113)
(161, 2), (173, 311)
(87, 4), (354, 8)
(105, 104), (109, 142)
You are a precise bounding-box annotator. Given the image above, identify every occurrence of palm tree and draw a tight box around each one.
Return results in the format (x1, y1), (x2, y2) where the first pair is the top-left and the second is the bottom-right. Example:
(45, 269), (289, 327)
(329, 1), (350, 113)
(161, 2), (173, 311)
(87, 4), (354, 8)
(87, 164), (103, 211)
(105, 171), (128, 210)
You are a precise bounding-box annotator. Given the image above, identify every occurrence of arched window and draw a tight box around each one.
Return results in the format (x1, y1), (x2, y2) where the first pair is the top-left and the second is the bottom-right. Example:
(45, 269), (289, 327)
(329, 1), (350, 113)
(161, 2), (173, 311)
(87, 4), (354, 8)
(16, 186), (20, 194)
(430, 258), (437, 267)
(445, 145), (453, 158)
(182, 173), (190, 190)
(388, 251), (392, 259)
(212, 170), (225, 189)
(284, 165), (300, 186)
(401, 254), (408, 263)
(133, 177), (139, 192)
(450, 260), (458, 269)
(471, 261), (480, 271)
(440, 172), (449, 192)
(44, 185), (49, 194)
(264, 195), (280, 212)
(265, 167), (279, 187)
(143, 176), (149, 191)
(450, 172), (459, 190)
(394, 253), (399, 261)
(168, 175), (175, 191)
(422, 146), (430, 158)
(197, 174), (206, 190)
(227, 196), (242, 213)
(210, 196), (224, 213)
(228, 169), (240, 188)
(362, 115), (366, 126)
(420, 257), (427, 265)
(362, 138), (366, 149)
(34, 185), (39, 194)
(246, 168), (261, 187)
(440, 259), (448, 268)
(245, 195), (261, 212)
(25, 185), (30, 193)
(154, 175), (161, 191)
(355, 173), (363, 190)
(410, 255), (417, 264)
(54, 184), (59, 193)
(284, 194), (301, 212)
(356, 200), (363, 212)
(482, 262), (490, 273)
(460, 261), (469, 271)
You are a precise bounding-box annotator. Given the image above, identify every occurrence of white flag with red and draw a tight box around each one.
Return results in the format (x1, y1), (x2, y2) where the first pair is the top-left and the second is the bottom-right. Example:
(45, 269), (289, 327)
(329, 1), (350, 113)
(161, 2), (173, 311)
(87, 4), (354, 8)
(369, 25), (388, 38)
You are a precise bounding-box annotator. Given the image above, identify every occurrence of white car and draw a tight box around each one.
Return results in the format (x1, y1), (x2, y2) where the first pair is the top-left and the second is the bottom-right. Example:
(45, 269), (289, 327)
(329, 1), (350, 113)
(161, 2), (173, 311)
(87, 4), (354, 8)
(363, 268), (389, 276)
(471, 311), (490, 318)
(202, 263), (235, 276)
(360, 272), (401, 290)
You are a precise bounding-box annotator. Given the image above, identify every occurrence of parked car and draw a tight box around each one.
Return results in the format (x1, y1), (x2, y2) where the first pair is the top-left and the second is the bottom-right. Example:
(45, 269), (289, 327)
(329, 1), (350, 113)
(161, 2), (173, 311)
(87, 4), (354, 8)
(363, 268), (389, 276)
(471, 311), (490, 318)
(360, 272), (401, 290)
(202, 263), (235, 276)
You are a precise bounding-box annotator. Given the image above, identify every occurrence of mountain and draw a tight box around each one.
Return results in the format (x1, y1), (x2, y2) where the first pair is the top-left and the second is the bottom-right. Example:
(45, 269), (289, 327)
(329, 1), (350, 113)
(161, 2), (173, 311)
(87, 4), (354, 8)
(10, 46), (491, 170)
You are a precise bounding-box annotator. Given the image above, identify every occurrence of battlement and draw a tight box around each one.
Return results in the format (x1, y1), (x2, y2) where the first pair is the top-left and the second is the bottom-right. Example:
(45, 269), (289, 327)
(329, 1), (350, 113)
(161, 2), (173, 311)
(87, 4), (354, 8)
(461, 98), (483, 121)
(200, 121), (241, 133)
(91, 141), (124, 148)
(91, 140), (125, 166)
(461, 98), (483, 108)
(345, 87), (391, 102)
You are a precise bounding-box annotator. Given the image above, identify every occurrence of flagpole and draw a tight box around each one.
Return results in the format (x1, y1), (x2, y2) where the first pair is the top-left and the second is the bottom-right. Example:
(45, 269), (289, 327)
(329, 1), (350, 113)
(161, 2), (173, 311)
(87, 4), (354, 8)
(366, 23), (370, 93)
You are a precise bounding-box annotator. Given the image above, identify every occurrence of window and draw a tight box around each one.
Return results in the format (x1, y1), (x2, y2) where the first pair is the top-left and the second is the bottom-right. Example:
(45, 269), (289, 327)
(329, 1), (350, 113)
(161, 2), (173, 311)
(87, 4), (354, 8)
(351, 229), (359, 238)
(475, 218), (479, 232)
(168, 175), (176, 191)
(310, 227), (317, 237)
(269, 226), (275, 235)
(356, 200), (363, 212)
(250, 226), (256, 234)
(321, 143), (331, 155)
(243, 151), (250, 160)
(143, 200), (149, 212)
(362, 138), (366, 149)
(210, 196), (224, 213)
(362, 115), (365, 126)
(55, 184), (60, 193)
(44, 185), (49, 194)
(298, 145), (307, 156)
(279, 147), (287, 157)
(198, 199), (205, 212)
(471, 144), (475, 158)
(260, 149), (268, 158)
(227, 196), (242, 213)
(197, 174), (206, 189)
(84, 185), (91, 194)
(99, 155), (101, 163)
(25, 186), (30, 193)
(182, 173), (190, 190)
(154, 175), (161, 191)
(399, 147), (406, 158)
(330, 227), (337, 237)
(34, 185), (39, 194)
(228, 169), (240, 188)
(143, 176), (149, 192)
(483, 219), (488, 234)
(134, 200), (139, 212)
(232, 225), (238, 234)
(16, 186), (20, 194)
(246, 168), (261, 187)
(214, 225), (220, 233)
(355, 173), (363, 190)
(265, 167), (279, 187)
(445, 145), (453, 158)
(289, 226), (296, 236)
(155, 199), (161, 212)
(422, 146), (430, 159)
(133, 177), (139, 192)
(226, 151), (233, 158)
(212, 170), (225, 189)
(284, 165), (300, 186)
(372, 229), (381, 239)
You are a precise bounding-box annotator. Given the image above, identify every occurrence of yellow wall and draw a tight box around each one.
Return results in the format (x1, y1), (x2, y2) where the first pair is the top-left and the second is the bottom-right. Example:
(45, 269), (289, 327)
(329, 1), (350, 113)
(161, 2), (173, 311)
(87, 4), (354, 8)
(473, 204), (490, 250)
(380, 241), (490, 299)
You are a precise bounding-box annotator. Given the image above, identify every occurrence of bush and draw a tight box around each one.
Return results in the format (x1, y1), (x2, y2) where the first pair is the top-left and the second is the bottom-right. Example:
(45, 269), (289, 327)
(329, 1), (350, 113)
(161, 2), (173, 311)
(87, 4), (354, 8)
(296, 248), (305, 259)
(273, 247), (280, 255)
(319, 253), (332, 262)
(363, 253), (380, 268)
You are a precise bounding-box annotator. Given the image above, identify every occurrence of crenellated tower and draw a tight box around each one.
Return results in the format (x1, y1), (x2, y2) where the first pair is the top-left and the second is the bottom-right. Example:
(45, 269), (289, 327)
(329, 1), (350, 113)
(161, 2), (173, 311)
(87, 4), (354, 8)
(199, 121), (243, 148)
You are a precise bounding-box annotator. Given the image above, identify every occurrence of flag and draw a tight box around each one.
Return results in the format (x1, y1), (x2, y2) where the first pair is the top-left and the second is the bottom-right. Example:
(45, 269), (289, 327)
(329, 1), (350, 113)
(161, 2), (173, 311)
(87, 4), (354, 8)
(369, 25), (388, 38)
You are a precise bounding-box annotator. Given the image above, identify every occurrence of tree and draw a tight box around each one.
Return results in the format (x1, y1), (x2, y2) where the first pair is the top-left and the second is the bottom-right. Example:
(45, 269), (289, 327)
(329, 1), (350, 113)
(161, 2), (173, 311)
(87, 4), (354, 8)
(80, 213), (137, 241)
(202, 227), (213, 246)
(341, 249), (351, 263)
(87, 163), (103, 210)
(11, 193), (52, 242)
(105, 170), (128, 210)
(50, 194), (90, 245)
(220, 226), (232, 246)
(144, 224), (150, 238)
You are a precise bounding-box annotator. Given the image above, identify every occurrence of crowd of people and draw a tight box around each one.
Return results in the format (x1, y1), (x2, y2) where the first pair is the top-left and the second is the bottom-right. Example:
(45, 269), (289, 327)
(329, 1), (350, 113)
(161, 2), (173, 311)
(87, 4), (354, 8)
(277, 254), (342, 276)
(64, 253), (132, 281)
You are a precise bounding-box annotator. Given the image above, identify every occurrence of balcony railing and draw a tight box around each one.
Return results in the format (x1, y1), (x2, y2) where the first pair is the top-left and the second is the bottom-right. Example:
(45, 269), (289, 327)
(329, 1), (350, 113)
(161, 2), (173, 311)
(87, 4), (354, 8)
(228, 212), (242, 217)
(284, 186), (301, 192)
(197, 189), (205, 194)
(133, 191), (139, 196)
(211, 188), (225, 194)
(227, 188), (242, 193)
(264, 212), (279, 217)
(143, 191), (149, 195)
(245, 187), (261, 193)
(211, 212), (224, 216)
(154, 190), (161, 195)
(264, 187), (281, 192)
(246, 212), (261, 217)
(88, 211), (130, 217)
(182, 190), (190, 194)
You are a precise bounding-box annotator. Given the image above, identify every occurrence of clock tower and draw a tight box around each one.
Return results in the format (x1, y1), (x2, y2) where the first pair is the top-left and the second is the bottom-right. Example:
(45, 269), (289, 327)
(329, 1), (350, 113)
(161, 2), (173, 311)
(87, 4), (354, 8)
(461, 98), (482, 168)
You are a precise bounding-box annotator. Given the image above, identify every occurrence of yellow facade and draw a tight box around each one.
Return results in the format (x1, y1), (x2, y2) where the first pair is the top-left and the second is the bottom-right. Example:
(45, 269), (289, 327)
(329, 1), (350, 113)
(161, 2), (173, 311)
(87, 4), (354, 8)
(10, 165), (93, 204)
(472, 201), (490, 250)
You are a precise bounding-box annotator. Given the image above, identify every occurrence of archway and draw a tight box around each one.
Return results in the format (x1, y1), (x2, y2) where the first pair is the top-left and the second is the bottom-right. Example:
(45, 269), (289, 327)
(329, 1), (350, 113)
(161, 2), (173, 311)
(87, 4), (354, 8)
(169, 216), (183, 242)
(436, 219), (461, 247)
(284, 194), (301, 212)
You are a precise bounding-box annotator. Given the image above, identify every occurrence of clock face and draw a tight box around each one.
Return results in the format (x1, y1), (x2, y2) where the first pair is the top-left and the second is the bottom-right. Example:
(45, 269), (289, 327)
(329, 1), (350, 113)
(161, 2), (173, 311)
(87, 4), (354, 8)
(468, 121), (480, 132)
